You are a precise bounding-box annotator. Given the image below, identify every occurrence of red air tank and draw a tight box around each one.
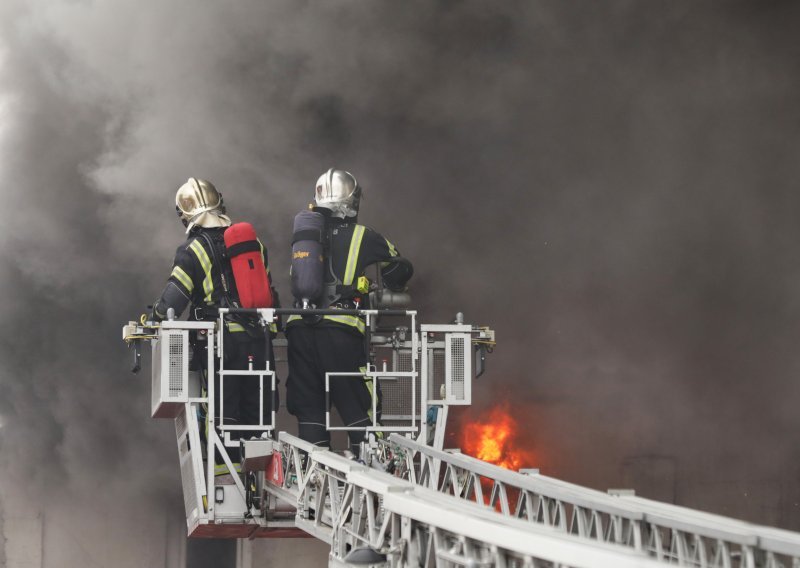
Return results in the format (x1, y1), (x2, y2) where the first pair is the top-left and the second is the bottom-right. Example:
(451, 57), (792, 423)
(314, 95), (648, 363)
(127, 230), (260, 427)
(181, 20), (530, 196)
(224, 222), (273, 308)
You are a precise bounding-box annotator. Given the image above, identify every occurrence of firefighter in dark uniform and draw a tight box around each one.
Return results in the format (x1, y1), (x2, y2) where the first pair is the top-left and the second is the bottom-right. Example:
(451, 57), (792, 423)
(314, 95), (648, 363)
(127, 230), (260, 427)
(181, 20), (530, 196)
(286, 168), (413, 454)
(152, 177), (277, 474)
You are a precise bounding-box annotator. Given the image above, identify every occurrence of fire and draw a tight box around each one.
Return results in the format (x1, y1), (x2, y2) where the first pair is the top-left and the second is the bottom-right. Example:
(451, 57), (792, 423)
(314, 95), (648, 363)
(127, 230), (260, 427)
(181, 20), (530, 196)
(461, 404), (534, 470)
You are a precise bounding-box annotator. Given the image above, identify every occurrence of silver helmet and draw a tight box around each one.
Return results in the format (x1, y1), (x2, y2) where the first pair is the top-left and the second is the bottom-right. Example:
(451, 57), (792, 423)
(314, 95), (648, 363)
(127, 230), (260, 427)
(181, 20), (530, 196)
(175, 177), (231, 233)
(314, 168), (361, 218)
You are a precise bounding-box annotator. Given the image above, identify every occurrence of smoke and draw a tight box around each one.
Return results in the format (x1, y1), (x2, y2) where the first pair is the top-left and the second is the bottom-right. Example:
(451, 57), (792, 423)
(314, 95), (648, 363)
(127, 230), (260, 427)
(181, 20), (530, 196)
(1, 0), (800, 559)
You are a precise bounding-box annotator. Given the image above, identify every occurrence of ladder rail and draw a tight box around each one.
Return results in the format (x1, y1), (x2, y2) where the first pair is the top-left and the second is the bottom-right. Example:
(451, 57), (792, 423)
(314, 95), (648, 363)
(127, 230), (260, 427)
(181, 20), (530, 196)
(387, 434), (800, 567)
(267, 432), (667, 568)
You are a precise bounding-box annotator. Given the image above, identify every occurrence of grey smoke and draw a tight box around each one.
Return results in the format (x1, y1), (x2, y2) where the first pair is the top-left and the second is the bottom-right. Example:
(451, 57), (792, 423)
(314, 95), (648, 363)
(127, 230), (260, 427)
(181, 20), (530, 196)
(1, 0), (800, 561)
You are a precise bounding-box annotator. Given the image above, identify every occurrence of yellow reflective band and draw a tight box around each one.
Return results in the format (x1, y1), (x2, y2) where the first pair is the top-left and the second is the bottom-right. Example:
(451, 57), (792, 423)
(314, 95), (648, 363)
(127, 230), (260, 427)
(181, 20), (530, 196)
(170, 266), (194, 293)
(386, 239), (398, 257)
(226, 322), (246, 333)
(215, 462), (241, 475)
(287, 314), (364, 333)
(269, 322), (278, 333)
(343, 225), (366, 285)
(361, 366), (374, 419)
(322, 314), (366, 334)
(189, 239), (214, 304)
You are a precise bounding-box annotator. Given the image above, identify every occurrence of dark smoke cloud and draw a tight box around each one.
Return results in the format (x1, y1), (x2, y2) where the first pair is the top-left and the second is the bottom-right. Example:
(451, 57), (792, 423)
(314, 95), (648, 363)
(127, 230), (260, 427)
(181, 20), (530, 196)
(2, 2), (800, 560)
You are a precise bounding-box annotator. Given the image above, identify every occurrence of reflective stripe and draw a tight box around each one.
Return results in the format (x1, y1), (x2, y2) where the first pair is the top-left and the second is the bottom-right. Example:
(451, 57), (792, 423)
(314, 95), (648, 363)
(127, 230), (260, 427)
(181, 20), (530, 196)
(343, 225), (365, 285)
(215, 462), (241, 475)
(361, 365), (374, 419)
(170, 266), (194, 293)
(269, 322), (278, 333)
(322, 314), (365, 334)
(287, 313), (365, 334)
(386, 239), (398, 257)
(339, 227), (367, 331)
(361, 367), (383, 438)
(189, 239), (214, 304)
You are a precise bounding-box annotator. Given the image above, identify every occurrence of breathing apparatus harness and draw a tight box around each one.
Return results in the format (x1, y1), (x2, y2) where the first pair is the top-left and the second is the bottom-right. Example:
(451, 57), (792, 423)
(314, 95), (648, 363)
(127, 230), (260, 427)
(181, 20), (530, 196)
(191, 229), (264, 339)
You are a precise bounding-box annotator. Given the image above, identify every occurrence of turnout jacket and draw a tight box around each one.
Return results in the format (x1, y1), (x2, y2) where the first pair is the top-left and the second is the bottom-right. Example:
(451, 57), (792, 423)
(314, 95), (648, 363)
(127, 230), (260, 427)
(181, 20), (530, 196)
(287, 217), (412, 334)
(153, 227), (277, 333)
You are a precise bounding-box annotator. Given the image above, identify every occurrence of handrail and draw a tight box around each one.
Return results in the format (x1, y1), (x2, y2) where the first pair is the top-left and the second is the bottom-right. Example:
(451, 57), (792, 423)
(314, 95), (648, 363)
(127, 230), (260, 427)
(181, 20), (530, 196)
(388, 433), (800, 563)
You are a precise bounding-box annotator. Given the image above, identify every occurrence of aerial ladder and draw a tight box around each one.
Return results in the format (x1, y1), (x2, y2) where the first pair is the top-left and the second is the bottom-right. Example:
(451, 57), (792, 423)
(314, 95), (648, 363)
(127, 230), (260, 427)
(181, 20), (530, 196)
(123, 308), (800, 568)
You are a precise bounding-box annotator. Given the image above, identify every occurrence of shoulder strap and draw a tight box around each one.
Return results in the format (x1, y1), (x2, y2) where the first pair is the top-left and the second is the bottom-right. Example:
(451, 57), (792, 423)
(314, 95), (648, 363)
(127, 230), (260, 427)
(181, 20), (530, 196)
(198, 231), (234, 305)
(343, 225), (366, 286)
(322, 224), (367, 306)
(187, 237), (215, 305)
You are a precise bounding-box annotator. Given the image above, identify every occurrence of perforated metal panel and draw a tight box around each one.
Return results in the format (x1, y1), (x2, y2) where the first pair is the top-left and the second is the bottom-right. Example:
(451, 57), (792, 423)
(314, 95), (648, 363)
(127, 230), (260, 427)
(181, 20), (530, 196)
(397, 350), (413, 372)
(152, 329), (189, 418)
(445, 333), (471, 405)
(168, 333), (185, 396)
(449, 337), (465, 398)
(378, 349), (418, 421)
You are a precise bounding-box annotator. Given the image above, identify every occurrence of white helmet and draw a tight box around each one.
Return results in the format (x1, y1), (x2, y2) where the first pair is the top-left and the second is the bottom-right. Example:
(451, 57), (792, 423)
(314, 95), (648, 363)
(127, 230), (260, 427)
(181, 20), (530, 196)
(175, 177), (231, 233)
(314, 168), (361, 219)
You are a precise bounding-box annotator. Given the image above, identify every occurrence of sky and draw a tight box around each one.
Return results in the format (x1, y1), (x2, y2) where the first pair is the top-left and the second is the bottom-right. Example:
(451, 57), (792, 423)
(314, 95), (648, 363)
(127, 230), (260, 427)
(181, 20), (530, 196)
(1, 0), (800, 562)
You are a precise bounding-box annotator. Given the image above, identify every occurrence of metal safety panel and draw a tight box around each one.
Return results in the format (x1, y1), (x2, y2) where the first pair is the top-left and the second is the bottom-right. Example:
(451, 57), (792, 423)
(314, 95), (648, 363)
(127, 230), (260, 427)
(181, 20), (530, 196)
(151, 329), (189, 418)
(445, 333), (472, 405)
(175, 404), (206, 533)
(370, 347), (418, 424)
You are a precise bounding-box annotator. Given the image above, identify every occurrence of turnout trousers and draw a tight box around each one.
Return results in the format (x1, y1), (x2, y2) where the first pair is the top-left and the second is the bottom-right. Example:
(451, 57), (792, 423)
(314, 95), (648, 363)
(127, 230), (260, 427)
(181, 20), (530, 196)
(286, 324), (375, 452)
(194, 329), (276, 472)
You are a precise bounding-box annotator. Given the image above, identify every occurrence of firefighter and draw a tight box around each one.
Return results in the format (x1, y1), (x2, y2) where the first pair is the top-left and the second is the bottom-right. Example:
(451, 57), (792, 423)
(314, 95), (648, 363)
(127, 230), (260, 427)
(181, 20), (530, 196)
(152, 177), (277, 475)
(286, 168), (413, 454)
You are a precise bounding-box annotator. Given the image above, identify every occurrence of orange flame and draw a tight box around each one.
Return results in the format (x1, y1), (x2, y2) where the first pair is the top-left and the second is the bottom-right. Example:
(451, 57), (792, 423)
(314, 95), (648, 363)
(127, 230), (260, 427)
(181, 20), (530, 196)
(462, 404), (534, 470)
